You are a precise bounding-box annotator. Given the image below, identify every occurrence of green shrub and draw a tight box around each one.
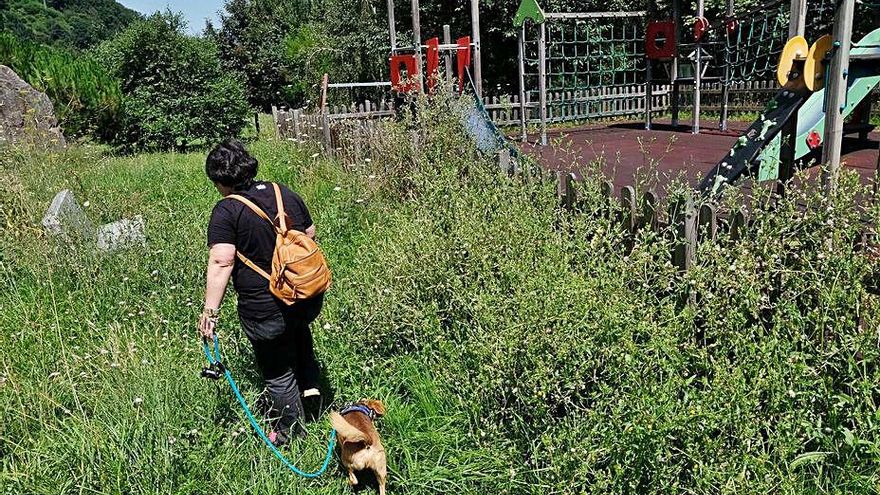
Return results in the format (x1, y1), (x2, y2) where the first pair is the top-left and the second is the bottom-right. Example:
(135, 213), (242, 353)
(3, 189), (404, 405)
(0, 32), (122, 140)
(95, 12), (249, 151)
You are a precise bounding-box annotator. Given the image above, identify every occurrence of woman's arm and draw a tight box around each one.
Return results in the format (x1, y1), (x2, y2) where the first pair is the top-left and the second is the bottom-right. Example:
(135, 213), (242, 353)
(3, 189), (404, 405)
(306, 224), (316, 239)
(199, 243), (236, 338)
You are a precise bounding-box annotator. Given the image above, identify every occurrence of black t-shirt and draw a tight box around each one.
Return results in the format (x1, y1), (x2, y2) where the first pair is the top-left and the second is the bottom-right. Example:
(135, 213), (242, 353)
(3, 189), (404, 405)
(207, 181), (314, 319)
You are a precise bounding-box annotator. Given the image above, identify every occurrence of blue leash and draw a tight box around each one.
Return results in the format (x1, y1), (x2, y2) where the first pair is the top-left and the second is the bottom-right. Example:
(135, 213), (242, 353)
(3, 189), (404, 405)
(201, 334), (337, 478)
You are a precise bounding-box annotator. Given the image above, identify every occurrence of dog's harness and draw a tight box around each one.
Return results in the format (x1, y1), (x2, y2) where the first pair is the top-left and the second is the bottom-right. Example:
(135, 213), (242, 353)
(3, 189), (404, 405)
(340, 403), (378, 421)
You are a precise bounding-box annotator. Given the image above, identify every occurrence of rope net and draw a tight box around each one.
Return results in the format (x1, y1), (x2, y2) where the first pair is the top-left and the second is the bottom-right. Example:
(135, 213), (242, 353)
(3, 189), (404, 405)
(522, 14), (647, 121)
(720, 0), (845, 84)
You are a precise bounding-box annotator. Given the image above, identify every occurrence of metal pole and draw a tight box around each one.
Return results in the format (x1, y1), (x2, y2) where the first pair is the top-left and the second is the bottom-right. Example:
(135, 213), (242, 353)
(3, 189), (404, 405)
(693, 0), (704, 134)
(538, 22), (548, 146)
(719, 0), (734, 131)
(788, 0), (807, 39)
(443, 24), (453, 85)
(518, 24), (528, 142)
(671, 0), (681, 127)
(821, 0), (855, 195)
(387, 0), (397, 54)
(411, 0), (423, 93)
(470, 0), (483, 97)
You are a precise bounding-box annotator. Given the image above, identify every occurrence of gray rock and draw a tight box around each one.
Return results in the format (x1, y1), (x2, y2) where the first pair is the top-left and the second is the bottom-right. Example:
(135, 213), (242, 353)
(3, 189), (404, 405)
(41, 189), (95, 241)
(0, 65), (66, 148)
(97, 216), (146, 252)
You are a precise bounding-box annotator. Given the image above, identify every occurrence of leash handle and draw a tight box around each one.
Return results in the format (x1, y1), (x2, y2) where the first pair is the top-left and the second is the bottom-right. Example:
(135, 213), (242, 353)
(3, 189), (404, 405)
(200, 333), (337, 478)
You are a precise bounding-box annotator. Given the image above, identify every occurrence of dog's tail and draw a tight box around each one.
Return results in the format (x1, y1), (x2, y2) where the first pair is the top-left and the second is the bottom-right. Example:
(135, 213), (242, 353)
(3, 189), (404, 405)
(329, 412), (371, 445)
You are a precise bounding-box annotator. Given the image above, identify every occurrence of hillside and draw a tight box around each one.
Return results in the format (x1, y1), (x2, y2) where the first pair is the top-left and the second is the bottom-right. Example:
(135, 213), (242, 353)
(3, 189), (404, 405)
(0, 0), (140, 49)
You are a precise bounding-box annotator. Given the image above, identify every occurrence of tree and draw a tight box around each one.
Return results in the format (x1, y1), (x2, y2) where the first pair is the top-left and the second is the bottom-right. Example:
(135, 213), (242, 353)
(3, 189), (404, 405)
(213, 0), (311, 111)
(283, 0), (389, 106)
(0, 0), (140, 49)
(95, 12), (249, 151)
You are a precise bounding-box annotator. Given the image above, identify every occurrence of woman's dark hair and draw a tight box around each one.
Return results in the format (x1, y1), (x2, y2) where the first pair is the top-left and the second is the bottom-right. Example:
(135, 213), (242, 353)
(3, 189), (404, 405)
(205, 139), (258, 189)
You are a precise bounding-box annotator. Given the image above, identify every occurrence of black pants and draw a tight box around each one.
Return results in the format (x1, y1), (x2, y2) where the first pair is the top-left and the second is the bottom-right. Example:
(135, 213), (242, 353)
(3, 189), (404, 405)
(239, 296), (322, 434)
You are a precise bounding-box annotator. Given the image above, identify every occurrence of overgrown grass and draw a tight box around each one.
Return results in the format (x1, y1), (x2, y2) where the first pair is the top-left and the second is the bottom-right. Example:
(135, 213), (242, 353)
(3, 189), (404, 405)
(1, 94), (879, 494)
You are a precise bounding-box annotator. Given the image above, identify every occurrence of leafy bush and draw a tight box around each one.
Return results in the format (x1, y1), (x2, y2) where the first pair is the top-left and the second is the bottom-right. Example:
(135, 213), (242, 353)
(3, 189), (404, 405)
(95, 12), (249, 151)
(0, 32), (122, 140)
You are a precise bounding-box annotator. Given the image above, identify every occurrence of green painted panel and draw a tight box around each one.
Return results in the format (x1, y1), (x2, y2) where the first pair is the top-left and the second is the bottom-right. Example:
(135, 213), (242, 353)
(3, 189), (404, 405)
(514, 0), (545, 27)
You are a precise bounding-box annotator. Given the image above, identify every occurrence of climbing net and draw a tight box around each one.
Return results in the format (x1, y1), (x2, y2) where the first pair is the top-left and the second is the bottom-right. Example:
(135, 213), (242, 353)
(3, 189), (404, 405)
(522, 13), (647, 122)
(720, 0), (841, 84)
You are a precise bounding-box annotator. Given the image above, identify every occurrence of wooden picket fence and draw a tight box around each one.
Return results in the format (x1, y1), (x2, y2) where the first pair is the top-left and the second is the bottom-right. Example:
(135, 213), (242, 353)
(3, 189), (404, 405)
(272, 101), (393, 164)
(549, 170), (878, 275)
(484, 85), (672, 126)
(484, 80), (780, 126)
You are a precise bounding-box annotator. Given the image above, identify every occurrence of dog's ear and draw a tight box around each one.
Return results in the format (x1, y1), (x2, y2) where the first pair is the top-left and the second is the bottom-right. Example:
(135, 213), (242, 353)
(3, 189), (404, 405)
(363, 399), (386, 417)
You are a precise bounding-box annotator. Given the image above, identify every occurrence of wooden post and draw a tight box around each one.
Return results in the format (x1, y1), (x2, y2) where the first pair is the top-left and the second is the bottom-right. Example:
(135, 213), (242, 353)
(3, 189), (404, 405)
(470, 0), (483, 98)
(411, 0), (423, 93)
(788, 0), (807, 39)
(271, 105), (280, 139)
(821, 0), (855, 194)
(777, 113), (798, 197)
(518, 24), (528, 142)
(693, 0), (704, 134)
(670, 0), (681, 127)
(443, 24), (453, 84)
(497, 148), (512, 176)
(387, 0), (397, 54)
(645, 2), (654, 130)
(320, 74), (331, 154)
(719, 0), (734, 131)
(320, 73), (329, 113)
(538, 22), (548, 146)
(874, 140), (880, 199)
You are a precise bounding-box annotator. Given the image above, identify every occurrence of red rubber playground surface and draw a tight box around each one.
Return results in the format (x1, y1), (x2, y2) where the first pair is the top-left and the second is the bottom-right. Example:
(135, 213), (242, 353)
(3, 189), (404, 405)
(516, 119), (880, 193)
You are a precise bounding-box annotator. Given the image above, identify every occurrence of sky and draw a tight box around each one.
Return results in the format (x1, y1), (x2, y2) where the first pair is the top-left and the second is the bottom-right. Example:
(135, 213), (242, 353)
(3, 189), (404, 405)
(118, 0), (225, 34)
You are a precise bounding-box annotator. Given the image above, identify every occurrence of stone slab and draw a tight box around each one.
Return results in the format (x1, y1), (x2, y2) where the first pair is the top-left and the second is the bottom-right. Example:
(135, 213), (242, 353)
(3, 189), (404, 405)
(97, 215), (146, 252)
(41, 189), (95, 241)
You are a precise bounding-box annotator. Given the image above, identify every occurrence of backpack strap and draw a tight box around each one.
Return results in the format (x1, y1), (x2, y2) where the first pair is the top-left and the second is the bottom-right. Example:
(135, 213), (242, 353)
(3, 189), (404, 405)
(227, 194), (275, 228)
(271, 183), (287, 233)
(226, 193), (275, 282)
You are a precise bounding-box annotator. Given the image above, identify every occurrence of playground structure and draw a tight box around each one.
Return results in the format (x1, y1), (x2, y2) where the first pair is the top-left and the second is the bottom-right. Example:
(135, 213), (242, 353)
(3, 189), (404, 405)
(700, 6), (880, 195)
(272, 1), (495, 164)
(272, 0), (878, 197)
(511, 0), (878, 194)
(513, 0), (861, 142)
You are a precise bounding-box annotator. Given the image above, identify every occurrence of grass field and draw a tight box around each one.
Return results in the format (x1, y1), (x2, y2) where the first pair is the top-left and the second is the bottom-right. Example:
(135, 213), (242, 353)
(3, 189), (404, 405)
(2, 101), (880, 494)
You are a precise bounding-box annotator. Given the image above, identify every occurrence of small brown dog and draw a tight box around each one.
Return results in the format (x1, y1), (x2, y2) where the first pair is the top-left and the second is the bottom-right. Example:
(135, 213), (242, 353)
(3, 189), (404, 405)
(329, 399), (388, 494)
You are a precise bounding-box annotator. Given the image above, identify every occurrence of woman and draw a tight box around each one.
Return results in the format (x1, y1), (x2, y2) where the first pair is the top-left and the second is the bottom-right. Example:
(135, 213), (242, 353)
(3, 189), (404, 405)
(198, 139), (323, 446)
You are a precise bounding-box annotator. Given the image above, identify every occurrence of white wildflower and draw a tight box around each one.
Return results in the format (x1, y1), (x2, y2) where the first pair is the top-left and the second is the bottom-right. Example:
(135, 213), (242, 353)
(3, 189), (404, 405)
(333, 186), (342, 192)
(133, 397), (143, 405)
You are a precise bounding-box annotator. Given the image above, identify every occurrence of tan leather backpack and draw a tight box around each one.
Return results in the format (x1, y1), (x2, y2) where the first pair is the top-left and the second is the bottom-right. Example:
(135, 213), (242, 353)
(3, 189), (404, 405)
(228, 183), (331, 305)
